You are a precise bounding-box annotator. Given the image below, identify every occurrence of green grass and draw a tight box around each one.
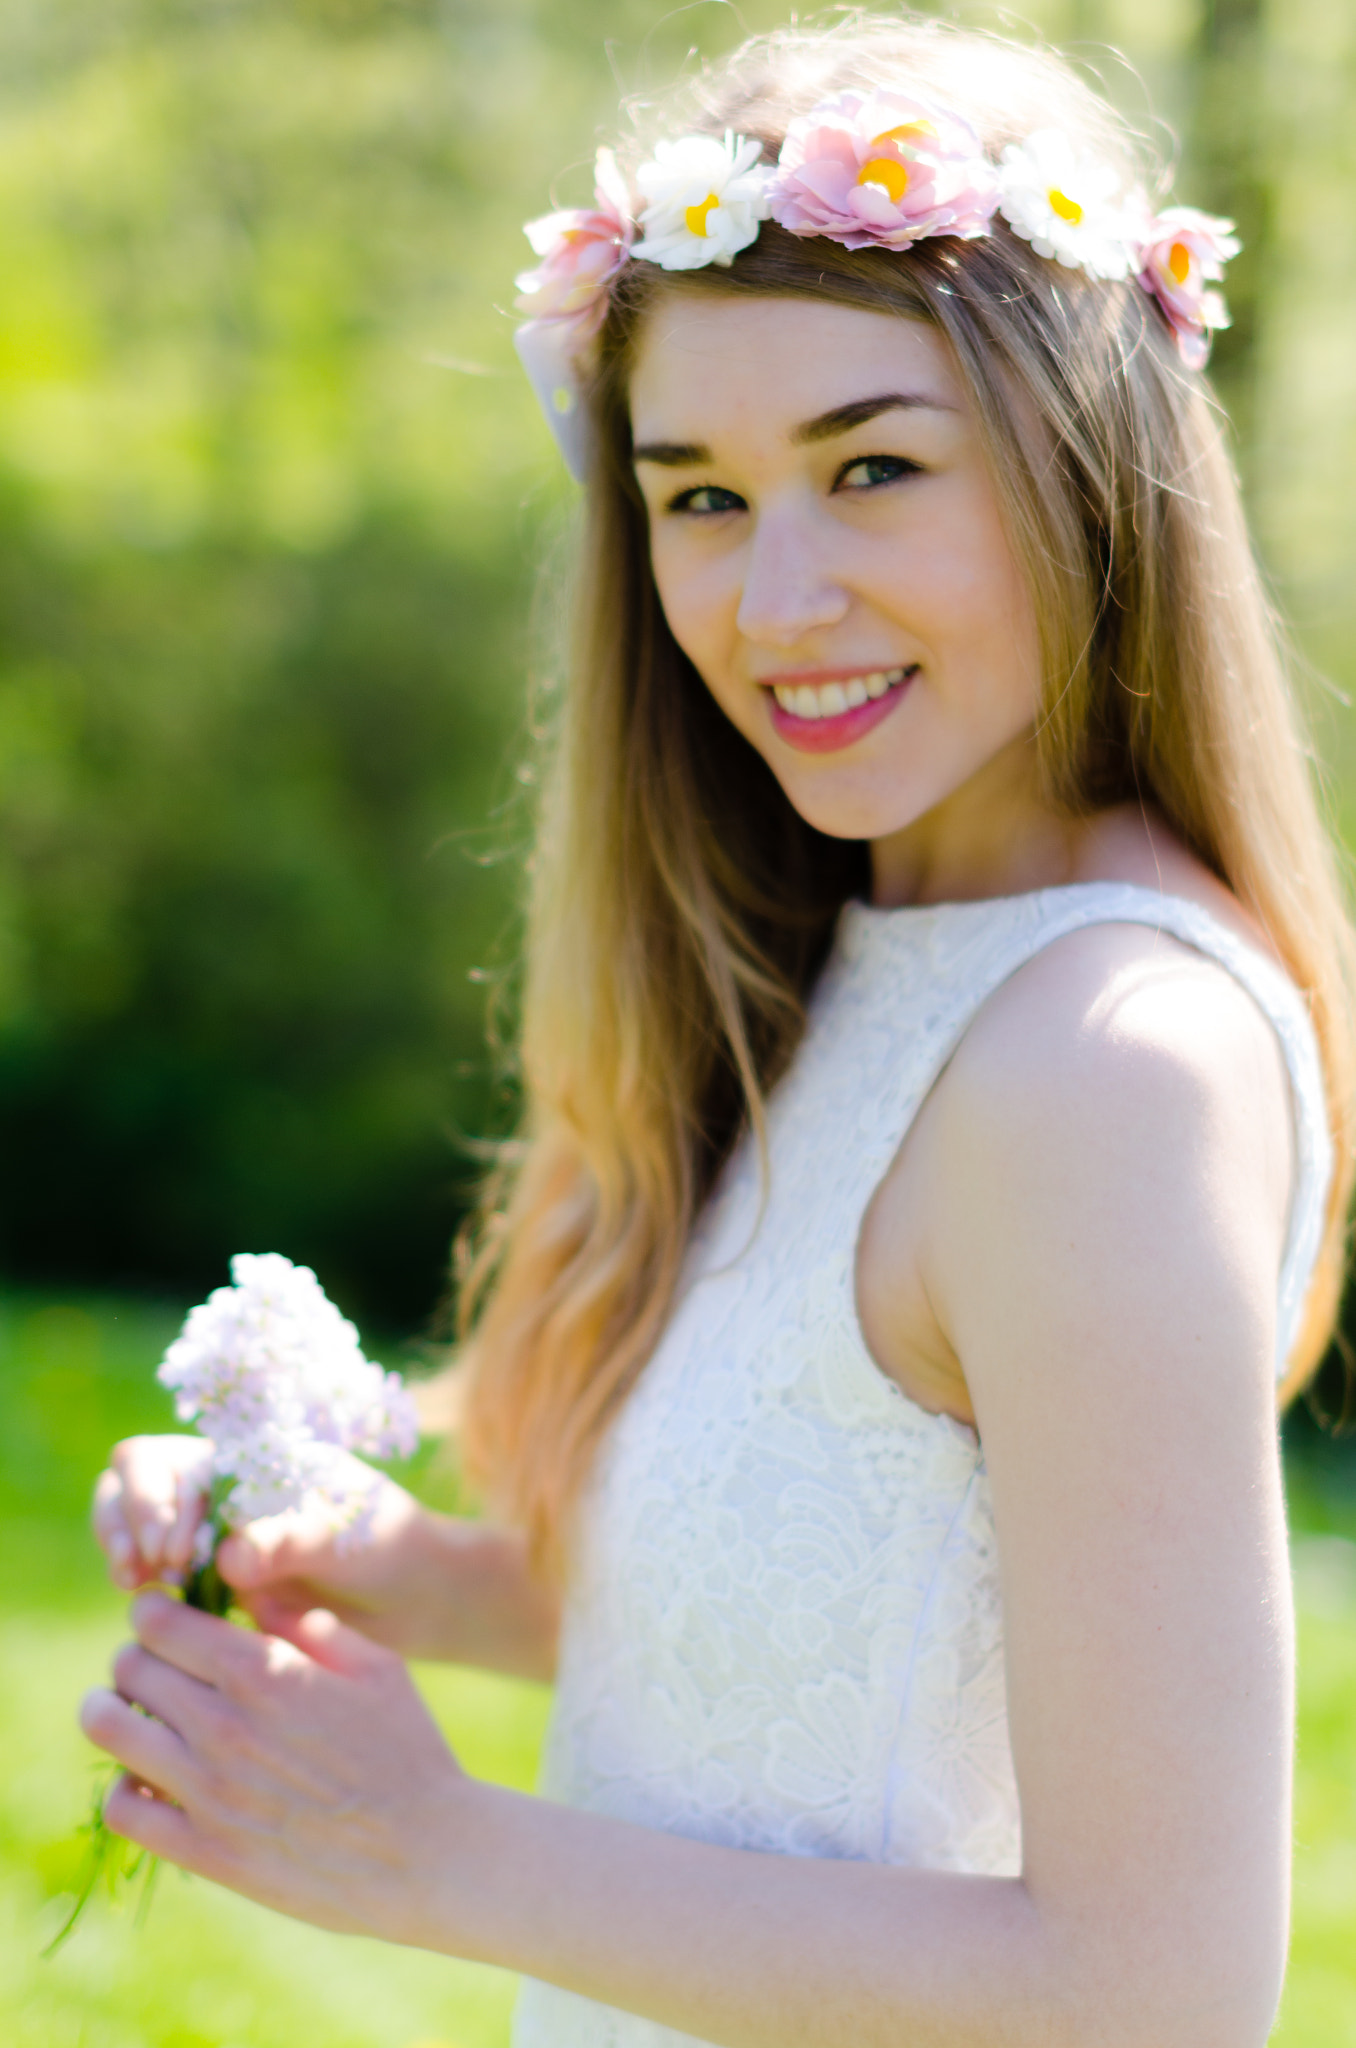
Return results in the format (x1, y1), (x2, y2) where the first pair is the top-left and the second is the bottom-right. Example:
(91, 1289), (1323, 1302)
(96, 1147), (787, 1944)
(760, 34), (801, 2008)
(1, 1292), (1353, 2045)
(0, 1293), (548, 2048)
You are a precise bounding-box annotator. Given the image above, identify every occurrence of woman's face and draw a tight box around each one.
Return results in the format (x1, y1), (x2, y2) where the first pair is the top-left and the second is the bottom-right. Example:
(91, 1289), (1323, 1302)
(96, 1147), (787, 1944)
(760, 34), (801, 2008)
(629, 296), (1044, 863)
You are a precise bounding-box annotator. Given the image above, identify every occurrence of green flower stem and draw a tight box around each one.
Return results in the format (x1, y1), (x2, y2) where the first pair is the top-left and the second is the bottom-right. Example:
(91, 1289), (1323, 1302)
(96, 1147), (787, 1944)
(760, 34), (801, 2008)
(50, 1479), (235, 1953)
(185, 1477), (237, 1617)
(41, 1769), (156, 1957)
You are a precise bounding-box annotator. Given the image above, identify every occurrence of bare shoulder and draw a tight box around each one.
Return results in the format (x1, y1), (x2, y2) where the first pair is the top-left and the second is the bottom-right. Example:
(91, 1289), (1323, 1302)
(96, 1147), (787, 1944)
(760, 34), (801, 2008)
(861, 811), (1301, 1419)
(920, 912), (1295, 1406)
(943, 799), (1294, 1177)
(954, 924), (1294, 1258)
(947, 915), (1293, 1164)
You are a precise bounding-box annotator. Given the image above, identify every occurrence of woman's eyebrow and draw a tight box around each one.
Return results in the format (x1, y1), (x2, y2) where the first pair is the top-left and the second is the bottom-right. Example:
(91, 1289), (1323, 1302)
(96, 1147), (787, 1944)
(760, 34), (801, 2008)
(792, 391), (956, 443)
(632, 391), (955, 468)
(632, 439), (712, 468)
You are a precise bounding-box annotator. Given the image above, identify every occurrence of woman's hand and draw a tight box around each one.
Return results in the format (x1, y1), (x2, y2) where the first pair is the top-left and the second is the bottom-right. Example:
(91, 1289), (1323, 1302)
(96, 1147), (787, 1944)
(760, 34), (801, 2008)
(89, 1433), (430, 1634)
(92, 1435), (215, 1589)
(92, 1435), (560, 1679)
(212, 1463), (455, 1653)
(80, 1592), (478, 1947)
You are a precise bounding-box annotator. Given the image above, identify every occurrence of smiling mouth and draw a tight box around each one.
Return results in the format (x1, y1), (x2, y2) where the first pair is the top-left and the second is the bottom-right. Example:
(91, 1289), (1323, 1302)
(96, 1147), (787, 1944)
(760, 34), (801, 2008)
(768, 665), (915, 720)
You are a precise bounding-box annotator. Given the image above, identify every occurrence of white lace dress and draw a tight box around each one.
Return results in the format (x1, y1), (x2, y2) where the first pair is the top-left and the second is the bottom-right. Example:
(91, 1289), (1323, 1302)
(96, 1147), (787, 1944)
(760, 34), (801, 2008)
(511, 884), (1332, 2048)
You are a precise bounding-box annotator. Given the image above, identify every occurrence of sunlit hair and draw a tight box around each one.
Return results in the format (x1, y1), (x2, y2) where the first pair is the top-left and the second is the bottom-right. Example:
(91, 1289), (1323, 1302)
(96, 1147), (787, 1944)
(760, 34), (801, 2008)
(450, 15), (1356, 1571)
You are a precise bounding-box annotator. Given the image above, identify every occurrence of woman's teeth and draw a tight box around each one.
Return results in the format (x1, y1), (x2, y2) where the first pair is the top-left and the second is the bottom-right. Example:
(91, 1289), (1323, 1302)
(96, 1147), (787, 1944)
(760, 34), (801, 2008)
(772, 667), (911, 720)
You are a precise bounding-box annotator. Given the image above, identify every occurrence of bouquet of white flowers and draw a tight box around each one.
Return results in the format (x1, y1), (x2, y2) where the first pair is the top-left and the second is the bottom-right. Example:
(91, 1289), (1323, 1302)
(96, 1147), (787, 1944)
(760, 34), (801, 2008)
(161, 1253), (419, 1613)
(50, 1254), (419, 1950)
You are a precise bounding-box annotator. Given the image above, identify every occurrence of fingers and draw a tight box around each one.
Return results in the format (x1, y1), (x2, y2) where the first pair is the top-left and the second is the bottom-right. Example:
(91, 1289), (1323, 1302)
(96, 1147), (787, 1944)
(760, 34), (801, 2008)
(129, 1588), (399, 1716)
(165, 1449), (213, 1575)
(130, 1590), (291, 1694)
(109, 1436), (180, 1572)
(261, 1604), (398, 1682)
(92, 1468), (142, 1590)
(215, 1510), (335, 1591)
(94, 1437), (212, 1586)
(103, 1774), (199, 1865)
(112, 1639), (222, 1740)
(80, 1686), (195, 1805)
(216, 1471), (406, 1593)
(235, 1587), (322, 1639)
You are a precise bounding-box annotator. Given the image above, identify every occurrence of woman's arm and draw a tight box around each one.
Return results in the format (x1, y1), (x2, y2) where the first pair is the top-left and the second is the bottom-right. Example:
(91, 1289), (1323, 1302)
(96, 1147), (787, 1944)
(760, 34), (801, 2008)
(220, 1495), (560, 1681)
(83, 935), (1295, 2048)
(93, 1438), (559, 1680)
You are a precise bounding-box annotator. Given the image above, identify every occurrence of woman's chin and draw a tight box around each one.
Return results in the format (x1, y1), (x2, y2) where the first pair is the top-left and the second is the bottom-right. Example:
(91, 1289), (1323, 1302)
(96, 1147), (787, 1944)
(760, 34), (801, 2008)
(772, 773), (934, 849)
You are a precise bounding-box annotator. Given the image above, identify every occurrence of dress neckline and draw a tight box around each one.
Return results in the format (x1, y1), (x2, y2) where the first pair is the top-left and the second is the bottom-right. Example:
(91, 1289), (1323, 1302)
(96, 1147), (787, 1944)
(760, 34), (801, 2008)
(848, 878), (1201, 920)
(840, 879), (1279, 971)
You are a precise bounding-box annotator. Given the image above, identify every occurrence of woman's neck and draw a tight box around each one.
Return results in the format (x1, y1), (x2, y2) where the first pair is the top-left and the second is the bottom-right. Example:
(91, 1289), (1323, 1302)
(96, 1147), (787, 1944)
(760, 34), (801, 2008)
(869, 733), (1081, 909)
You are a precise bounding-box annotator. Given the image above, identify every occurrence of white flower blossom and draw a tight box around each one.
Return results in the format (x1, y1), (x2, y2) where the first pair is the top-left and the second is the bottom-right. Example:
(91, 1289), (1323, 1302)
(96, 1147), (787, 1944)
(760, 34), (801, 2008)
(631, 131), (772, 271)
(997, 129), (1136, 280)
(214, 1428), (385, 1542)
(159, 1252), (419, 1538)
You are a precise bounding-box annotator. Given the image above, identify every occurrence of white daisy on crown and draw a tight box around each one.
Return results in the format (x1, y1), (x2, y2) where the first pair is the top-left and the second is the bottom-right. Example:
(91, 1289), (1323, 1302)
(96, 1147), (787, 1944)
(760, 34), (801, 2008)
(513, 94), (1238, 474)
(630, 132), (773, 270)
(995, 127), (1136, 279)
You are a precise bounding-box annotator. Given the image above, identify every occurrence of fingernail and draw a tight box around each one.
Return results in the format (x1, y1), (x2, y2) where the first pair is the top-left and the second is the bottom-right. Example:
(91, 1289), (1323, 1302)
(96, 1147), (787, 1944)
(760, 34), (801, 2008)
(78, 1686), (111, 1737)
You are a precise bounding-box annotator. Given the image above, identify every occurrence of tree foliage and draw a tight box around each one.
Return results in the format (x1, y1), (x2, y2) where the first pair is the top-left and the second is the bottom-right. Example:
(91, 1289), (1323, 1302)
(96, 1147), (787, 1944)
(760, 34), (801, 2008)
(0, 0), (1353, 1331)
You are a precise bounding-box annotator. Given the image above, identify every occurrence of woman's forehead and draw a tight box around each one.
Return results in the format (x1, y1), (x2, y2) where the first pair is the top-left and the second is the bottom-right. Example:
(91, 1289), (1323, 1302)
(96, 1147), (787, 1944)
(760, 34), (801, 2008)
(628, 297), (963, 444)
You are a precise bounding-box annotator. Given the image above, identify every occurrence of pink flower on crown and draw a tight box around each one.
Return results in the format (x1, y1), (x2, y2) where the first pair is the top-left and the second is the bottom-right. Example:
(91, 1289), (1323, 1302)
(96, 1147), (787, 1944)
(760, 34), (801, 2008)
(514, 148), (635, 340)
(768, 88), (999, 252)
(1136, 207), (1240, 370)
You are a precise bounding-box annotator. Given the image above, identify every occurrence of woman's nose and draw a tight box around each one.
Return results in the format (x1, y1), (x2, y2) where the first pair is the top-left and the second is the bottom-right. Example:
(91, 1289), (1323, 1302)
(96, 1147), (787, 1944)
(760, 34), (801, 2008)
(734, 508), (850, 646)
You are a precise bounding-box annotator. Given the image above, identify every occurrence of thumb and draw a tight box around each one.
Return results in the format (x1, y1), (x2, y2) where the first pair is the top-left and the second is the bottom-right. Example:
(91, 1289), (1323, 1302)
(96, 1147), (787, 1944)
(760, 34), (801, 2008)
(216, 1510), (336, 1589)
(264, 1603), (397, 1681)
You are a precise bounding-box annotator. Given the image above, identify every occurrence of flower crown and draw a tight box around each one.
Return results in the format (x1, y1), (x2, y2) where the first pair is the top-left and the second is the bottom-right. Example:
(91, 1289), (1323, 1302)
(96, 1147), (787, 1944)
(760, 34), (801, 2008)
(513, 90), (1239, 479)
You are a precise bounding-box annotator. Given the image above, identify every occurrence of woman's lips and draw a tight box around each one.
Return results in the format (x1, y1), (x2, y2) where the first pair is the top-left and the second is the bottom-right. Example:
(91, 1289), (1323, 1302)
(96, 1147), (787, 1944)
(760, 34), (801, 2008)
(765, 665), (917, 755)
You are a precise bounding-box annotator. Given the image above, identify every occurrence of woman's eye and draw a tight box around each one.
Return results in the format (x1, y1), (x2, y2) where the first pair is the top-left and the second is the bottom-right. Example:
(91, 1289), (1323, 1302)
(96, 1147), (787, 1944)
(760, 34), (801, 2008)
(835, 454), (922, 492)
(668, 484), (746, 516)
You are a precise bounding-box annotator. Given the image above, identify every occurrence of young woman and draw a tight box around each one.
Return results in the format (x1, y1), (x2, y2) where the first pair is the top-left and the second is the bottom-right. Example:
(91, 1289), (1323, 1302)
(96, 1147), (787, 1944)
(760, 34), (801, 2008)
(85, 19), (1354, 2047)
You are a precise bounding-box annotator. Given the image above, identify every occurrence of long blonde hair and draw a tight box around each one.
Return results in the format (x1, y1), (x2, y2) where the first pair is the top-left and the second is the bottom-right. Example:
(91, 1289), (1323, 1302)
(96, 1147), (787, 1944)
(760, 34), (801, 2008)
(454, 16), (1356, 1569)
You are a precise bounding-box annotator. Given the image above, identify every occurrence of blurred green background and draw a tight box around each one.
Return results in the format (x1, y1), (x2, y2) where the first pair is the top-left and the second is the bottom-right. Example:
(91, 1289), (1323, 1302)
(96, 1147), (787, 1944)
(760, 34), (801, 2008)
(2, 0), (1356, 1332)
(1, 0), (1354, 2042)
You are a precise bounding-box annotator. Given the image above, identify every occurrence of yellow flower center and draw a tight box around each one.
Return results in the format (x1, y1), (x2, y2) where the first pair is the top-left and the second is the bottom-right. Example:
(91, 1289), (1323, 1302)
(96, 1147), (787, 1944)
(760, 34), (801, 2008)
(1047, 186), (1083, 224)
(1168, 240), (1191, 284)
(870, 120), (936, 150)
(857, 157), (910, 204)
(684, 192), (720, 238)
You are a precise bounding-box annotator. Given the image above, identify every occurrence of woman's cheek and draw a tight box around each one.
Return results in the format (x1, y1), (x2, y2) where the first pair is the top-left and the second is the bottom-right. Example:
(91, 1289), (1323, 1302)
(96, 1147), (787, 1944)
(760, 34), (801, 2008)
(657, 555), (734, 680)
(650, 545), (699, 649)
